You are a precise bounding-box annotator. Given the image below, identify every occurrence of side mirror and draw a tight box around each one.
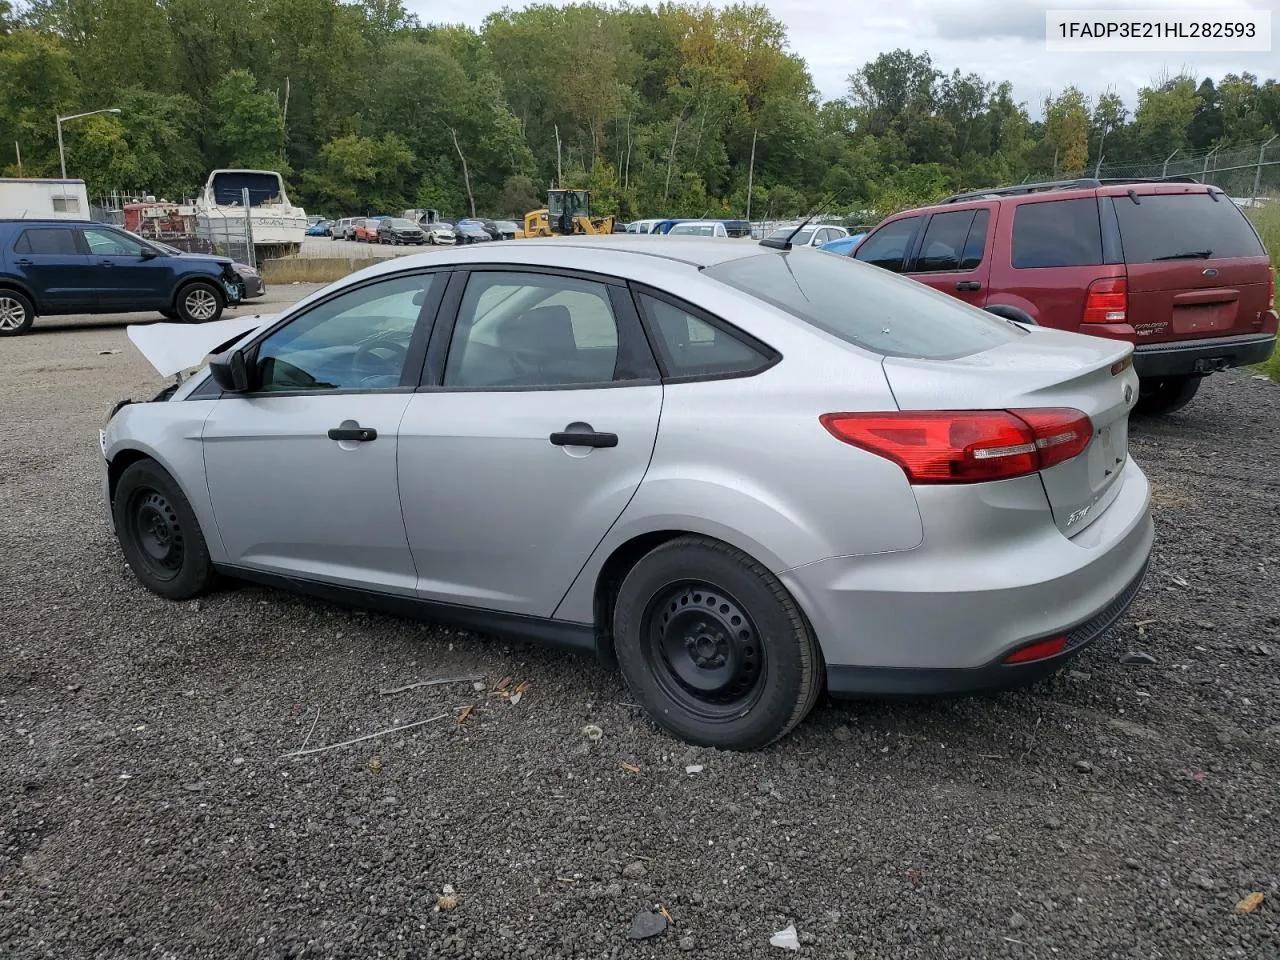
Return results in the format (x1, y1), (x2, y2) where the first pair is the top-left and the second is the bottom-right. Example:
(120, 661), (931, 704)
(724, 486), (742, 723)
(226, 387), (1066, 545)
(140, 248), (159, 260)
(209, 348), (251, 392)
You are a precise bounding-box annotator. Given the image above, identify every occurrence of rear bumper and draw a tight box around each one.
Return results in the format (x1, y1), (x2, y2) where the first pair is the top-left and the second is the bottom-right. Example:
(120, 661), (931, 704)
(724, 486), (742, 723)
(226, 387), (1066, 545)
(1132, 330), (1276, 378)
(781, 458), (1154, 697)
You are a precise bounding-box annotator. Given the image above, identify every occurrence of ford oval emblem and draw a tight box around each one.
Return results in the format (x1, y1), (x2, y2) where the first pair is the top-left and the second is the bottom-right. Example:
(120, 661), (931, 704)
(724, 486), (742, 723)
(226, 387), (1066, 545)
(1123, 383), (1134, 404)
(1202, 267), (1219, 277)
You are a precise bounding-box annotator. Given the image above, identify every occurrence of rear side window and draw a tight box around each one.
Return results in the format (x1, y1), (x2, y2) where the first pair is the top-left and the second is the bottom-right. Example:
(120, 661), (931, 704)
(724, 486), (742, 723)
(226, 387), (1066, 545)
(854, 216), (922, 272)
(14, 228), (79, 255)
(638, 293), (772, 379)
(961, 209), (990, 269)
(1113, 192), (1265, 262)
(914, 210), (976, 273)
(706, 252), (1023, 360)
(1011, 198), (1103, 268)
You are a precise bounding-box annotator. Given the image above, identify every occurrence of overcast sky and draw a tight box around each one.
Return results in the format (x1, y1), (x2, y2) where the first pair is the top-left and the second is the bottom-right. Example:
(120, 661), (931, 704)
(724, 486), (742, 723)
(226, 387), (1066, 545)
(404, 0), (1277, 118)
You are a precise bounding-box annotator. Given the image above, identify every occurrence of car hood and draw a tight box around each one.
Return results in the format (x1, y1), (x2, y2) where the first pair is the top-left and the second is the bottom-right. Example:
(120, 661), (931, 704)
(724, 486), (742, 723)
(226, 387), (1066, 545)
(169, 253), (234, 265)
(127, 314), (277, 377)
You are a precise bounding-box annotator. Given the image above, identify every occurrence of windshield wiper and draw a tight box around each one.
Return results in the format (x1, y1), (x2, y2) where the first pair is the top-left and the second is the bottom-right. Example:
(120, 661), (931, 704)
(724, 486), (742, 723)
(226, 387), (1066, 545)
(1151, 249), (1212, 261)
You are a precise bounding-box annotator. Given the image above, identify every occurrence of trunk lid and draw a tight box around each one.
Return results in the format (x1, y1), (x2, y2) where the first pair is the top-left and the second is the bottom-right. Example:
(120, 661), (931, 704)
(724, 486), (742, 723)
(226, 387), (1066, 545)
(882, 327), (1138, 536)
(1109, 188), (1273, 344)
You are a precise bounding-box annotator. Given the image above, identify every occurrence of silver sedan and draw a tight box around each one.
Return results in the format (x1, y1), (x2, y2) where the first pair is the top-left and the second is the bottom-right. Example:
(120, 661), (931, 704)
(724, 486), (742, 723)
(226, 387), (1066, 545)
(100, 236), (1154, 749)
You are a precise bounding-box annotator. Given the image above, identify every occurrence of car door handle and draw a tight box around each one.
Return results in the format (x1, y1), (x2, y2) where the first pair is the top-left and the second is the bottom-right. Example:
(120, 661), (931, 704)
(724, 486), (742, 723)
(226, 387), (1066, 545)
(956, 281), (982, 291)
(327, 424), (377, 442)
(99, 259), (114, 267)
(550, 429), (618, 448)
(15, 258), (32, 266)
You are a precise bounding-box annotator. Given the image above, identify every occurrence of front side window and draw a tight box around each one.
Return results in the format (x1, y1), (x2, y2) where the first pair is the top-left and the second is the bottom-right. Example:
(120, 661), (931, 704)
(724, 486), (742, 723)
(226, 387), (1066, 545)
(254, 273), (435, 392)
(854, 216), (923, 272)
(83, 228), (149, 257)
(913, 211), (977, 273)
(13, 228), (78, 255)
(639, 294), (772, 378)
(1011, 198), (1103, 268)
(444, 272), (625, 388)
(706, 251), (1022, 360)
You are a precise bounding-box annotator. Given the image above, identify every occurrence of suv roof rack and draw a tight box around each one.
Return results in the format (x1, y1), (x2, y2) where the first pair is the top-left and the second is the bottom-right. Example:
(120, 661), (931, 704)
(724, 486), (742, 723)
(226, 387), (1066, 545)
(941, 175), (1202, 204)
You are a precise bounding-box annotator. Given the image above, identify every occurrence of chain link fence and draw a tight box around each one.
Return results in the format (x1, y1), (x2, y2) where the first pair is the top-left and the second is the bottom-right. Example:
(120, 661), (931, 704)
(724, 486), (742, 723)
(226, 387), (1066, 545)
(1058, 136), (1280, 200)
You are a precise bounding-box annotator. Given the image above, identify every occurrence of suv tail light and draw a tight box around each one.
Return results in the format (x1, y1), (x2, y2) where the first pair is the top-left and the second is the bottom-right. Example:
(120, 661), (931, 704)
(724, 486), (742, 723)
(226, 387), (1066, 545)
(1269, 269), (1276, 309)
(820, 408), (1093, 484)
(1083, 277), (1127, 324)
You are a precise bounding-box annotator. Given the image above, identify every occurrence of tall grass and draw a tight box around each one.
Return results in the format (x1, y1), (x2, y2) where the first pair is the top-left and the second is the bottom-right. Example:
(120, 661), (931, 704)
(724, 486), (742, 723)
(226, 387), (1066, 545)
(1246, 205), (1280, 381)
(260, 257), (384, 285)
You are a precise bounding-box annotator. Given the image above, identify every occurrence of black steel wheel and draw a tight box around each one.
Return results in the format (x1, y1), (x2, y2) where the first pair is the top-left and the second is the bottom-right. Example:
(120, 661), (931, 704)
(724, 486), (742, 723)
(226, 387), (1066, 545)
(613, 536), (823, 750)
(112, 459), (216, 600)
(643, 581), (768, 721)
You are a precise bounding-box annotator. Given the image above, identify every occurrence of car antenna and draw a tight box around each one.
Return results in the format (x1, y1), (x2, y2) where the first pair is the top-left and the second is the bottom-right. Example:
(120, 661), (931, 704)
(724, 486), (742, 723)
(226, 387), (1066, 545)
(759, 191), (840, 250)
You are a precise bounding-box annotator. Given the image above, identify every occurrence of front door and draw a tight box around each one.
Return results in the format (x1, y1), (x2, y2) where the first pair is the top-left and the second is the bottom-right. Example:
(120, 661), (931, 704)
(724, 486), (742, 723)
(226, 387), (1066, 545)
(8, 226), (95, 312)
(202, 271), (443, 594)
(80, 226), (175, 310)
(903, 207), (995, 308)
(399, 269), (662, 617)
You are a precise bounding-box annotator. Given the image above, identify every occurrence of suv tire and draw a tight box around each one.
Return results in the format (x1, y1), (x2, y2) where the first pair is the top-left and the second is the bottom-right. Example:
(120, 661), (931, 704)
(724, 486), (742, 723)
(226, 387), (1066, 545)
(174, 281), (224, 324)
(612, 536), (823, 750)
(0, 289), (35, 336)
(1136, 375), (1202, 416)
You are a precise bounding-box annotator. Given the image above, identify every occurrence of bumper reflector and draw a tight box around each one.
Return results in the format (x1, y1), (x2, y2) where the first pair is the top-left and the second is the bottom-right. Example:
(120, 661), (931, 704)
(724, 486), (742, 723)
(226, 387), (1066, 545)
(1003, 635), (1068, 664)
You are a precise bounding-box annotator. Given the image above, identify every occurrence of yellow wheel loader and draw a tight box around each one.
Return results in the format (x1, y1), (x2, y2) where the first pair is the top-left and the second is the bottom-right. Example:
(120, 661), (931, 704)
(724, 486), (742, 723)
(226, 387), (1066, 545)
(523, 189), (616, 237)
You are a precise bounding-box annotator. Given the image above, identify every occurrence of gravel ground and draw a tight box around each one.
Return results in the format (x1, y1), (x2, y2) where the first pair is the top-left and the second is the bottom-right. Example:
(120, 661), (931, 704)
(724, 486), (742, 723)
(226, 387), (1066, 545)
(1, 310), (1278, 959)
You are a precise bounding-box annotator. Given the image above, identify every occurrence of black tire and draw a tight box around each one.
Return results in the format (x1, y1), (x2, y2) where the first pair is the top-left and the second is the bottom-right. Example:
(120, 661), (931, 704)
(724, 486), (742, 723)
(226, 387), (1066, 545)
(0, 289), (36, 336)
(174, 281), (224, 324)
(1135, 375), (1202, 416)
(159, 308), (178, 320)
(612, 536), (823, 750)
(112, 459), (216, 600)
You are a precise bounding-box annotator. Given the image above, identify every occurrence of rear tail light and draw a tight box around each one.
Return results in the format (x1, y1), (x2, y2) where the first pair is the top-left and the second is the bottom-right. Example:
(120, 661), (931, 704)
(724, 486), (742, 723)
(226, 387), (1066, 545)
(1083, 277), (1127, 324)
(1003, 635), (1067, 664)
(1269, 269), (1276, 309)
(820, 408), (1093, 484)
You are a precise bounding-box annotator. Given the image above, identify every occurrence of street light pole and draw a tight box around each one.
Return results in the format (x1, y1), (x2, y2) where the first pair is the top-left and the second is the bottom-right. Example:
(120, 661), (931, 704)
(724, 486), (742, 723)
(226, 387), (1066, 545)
(56, 107), (122, 179)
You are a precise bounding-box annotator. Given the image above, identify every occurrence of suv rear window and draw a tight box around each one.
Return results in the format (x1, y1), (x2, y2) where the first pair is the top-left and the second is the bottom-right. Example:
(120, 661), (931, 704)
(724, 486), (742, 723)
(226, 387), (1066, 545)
(1011, 198), (1103, 268)
(705, 252), (1023, 360)
(14, 228), (79, 255)
(1113, 192), (1265, 262)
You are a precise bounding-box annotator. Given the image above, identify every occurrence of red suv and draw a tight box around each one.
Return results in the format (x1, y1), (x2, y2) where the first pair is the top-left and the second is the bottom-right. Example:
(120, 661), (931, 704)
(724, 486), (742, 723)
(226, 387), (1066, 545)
(848, 178), (1278, 414)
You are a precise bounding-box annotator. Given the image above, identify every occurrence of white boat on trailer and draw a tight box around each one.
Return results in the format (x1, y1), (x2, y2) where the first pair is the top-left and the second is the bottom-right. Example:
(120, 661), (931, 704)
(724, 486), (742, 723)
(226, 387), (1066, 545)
(194, 169), (306, 260)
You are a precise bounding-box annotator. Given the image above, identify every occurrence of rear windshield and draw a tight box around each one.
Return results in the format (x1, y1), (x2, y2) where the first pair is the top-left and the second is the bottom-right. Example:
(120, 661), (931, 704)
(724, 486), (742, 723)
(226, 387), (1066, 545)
(705, 252), (1024, 359)
(1114, 192), (1265, 262)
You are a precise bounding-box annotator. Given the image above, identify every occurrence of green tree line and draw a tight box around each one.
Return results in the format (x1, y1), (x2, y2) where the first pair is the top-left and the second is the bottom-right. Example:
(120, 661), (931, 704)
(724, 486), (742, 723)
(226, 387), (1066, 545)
(1, 0), (1278, 220)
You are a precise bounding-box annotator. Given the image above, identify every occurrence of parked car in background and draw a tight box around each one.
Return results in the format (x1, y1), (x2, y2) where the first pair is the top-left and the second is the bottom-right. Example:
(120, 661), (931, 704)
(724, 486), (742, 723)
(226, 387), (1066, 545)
(424, 222), (456, 245)
(626, 218), (666, 234)
(377, 218), (427, 245)
(144, 236), (266, 301)
(330, 217), (358, 240)
(820, 232), (866, 256)
(353, 218), (381, 242)
(720, 219), (753, 238)
(849, 177), (1278, 415)
(0, 218), (248, 334)
(494, 220), (521, 240)
(305, 219), (333, 237)
(767, 223), (849, 247)
(454, 221), (493, 244)
(667, 220), (730, 238)
(103, 237), (1152, 750)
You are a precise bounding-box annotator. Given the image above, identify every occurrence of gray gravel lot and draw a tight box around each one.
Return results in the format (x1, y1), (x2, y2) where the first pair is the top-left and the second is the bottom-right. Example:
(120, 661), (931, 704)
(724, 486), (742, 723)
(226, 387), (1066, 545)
(1, 303), (1278, 959)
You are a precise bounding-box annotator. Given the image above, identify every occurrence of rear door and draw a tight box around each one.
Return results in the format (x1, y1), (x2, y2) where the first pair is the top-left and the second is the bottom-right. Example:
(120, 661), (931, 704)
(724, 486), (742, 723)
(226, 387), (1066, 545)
(903, 206), (995, 307)
(8, 226), (95, 312)
(398, 269), (662, 617)
(1110, 187), (1273, 344)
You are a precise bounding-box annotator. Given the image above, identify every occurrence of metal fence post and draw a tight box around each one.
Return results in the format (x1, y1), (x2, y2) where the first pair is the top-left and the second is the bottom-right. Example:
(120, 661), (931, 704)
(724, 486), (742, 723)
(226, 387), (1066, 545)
(241, 187), (256, 270)
(1162, 149), (1179, 178)
(1254, 135), (1278, 200)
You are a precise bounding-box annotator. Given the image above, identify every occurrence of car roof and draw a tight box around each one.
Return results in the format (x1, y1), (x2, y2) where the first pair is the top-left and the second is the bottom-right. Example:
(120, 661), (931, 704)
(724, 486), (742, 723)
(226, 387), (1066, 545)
(339, 235), (771, 286)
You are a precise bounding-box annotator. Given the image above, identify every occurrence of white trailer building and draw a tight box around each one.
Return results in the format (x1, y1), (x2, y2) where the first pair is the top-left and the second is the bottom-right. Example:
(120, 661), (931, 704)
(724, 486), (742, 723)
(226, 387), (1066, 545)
(0, 178), (90, 220)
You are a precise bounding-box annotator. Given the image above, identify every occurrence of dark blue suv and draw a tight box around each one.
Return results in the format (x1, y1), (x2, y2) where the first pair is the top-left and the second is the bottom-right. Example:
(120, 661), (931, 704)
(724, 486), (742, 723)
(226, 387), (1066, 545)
(0, 219), (256, 336)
